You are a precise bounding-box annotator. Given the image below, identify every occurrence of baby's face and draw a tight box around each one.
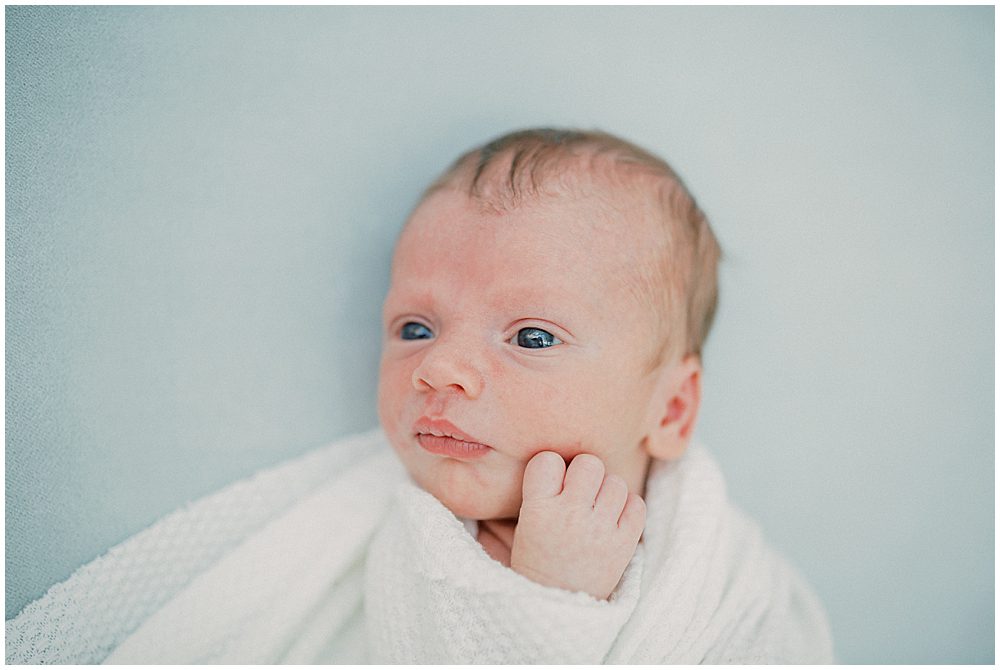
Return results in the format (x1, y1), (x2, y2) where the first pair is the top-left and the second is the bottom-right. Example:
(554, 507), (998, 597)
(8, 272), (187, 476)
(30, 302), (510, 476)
(378, 187), (667, 520)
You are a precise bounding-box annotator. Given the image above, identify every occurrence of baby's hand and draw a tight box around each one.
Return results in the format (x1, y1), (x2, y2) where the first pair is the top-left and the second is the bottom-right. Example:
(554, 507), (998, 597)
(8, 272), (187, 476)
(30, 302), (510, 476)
(509, 452), (646, 600)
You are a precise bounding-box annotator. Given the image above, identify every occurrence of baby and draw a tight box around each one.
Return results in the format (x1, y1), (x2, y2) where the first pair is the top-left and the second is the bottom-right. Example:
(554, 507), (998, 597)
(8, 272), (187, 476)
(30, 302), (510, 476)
(378, 128), (719, 600)
(372, 129), (832, 664)
(7, 128), (832, 665)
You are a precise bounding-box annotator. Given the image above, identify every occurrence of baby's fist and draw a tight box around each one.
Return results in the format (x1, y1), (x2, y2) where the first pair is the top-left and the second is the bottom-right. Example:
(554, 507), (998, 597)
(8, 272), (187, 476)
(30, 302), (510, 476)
(510, 451), (645, 600)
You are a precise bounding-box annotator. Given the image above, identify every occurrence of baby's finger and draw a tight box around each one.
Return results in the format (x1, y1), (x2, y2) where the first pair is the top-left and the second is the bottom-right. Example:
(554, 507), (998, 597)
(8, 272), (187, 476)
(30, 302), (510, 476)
(594, 473), (629, 519)
(618, 492), (647, 540)
(478, 519), (516, 566)
(521, 451), (566, 500)
(562, 453), (605, 502)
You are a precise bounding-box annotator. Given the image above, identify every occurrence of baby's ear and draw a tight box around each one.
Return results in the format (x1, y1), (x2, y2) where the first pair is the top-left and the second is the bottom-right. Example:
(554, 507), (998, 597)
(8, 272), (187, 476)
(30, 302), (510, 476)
(642, 354), (702, 461)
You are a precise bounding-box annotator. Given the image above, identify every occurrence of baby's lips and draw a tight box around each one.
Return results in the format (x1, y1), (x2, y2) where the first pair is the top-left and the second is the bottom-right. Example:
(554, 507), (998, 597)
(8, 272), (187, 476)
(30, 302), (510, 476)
(412, 415), (488, 446)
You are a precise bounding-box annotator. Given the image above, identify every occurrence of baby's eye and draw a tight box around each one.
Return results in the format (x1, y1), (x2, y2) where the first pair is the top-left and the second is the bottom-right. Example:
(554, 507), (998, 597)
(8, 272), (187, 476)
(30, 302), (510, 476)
(515, 327), (562, 349)
(400, 322), (433, 340)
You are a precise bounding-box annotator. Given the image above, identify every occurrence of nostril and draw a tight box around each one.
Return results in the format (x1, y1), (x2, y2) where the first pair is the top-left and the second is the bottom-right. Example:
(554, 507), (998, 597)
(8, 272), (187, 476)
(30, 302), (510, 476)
(412, 369), (434, 392)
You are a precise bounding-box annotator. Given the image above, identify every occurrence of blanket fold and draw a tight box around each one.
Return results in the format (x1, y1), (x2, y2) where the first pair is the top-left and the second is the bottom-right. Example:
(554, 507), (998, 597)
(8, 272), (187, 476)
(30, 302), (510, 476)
(7, 428), (833, 664)
(6, 429), (392, 665)
(365, 481), (644, 664)
(104, 446), (405, 664)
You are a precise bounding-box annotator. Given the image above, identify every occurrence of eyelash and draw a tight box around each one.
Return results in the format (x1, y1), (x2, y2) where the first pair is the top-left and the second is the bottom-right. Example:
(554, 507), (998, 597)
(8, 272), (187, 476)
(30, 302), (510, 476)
(397, 322), (563, 349)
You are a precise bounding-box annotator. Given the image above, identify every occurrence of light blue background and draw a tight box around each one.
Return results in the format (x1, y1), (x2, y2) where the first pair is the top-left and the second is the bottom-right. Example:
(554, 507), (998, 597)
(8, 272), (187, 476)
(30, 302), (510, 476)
(6, 6), (993, 663)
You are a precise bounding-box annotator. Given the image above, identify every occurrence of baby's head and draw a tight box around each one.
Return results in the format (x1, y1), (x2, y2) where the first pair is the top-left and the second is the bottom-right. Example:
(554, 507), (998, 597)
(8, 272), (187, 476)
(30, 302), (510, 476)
(378, 128), (721, 520)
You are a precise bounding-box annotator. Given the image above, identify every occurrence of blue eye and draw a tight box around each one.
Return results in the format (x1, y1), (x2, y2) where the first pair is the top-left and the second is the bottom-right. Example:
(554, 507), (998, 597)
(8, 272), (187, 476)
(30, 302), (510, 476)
(400, 322), (433, 340)
(516, 327), (562, 349)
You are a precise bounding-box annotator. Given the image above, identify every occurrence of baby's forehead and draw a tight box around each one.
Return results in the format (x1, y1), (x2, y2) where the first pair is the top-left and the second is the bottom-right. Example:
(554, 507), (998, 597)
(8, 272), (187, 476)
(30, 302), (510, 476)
(402, 185), (669, 308)
(405, 144), (679, 293)
(415, 179), (665, 257)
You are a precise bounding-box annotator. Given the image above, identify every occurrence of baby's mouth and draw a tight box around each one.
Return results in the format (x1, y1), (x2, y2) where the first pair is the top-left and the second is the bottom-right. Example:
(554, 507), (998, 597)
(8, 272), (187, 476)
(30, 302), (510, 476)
(413, 416), (492, 459)
(416, 433), (492, 459)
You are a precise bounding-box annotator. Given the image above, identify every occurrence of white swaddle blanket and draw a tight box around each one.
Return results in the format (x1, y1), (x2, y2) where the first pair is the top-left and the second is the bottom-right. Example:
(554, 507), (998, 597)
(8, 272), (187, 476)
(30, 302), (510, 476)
(7, 428), (833, 664)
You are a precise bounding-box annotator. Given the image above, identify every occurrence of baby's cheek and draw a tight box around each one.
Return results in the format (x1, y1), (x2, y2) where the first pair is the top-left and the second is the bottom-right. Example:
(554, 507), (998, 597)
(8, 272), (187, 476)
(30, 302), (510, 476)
(376, 368), (407, 436)
(506, 381), (594, 454)
(488, 355), (505, 380)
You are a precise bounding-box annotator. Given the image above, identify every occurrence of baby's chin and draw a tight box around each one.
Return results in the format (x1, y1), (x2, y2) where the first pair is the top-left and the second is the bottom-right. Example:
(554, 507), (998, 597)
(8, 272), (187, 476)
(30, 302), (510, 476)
(389, 439), (525, 520)
(417, 472), (522, 521)
(438, 494), (521, 521)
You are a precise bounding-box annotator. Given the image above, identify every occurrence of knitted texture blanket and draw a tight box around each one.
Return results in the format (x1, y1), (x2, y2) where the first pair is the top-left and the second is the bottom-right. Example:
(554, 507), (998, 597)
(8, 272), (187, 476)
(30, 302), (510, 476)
(7, 429), (833, 663)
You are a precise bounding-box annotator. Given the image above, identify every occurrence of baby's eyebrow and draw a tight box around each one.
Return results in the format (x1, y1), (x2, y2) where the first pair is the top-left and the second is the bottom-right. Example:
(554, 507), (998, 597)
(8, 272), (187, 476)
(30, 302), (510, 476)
(384, 288), (435, 310)
(491, 276), (604, 309)
(486, 285), (553, 309)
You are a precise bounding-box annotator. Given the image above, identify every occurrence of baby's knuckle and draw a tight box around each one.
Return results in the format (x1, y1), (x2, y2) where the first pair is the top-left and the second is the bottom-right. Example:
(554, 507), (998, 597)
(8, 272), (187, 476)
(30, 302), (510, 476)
(567, 505), (593, 525)
(633, 498), (646, 523)
(628, 492), (646, 510)
(519, 498), (556, 518)
(604, 474), (627, 491)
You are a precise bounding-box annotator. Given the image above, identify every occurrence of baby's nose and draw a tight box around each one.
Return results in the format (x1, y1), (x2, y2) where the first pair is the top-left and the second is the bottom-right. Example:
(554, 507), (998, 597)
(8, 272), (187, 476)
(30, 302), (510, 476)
(411, 338), (484, 399)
